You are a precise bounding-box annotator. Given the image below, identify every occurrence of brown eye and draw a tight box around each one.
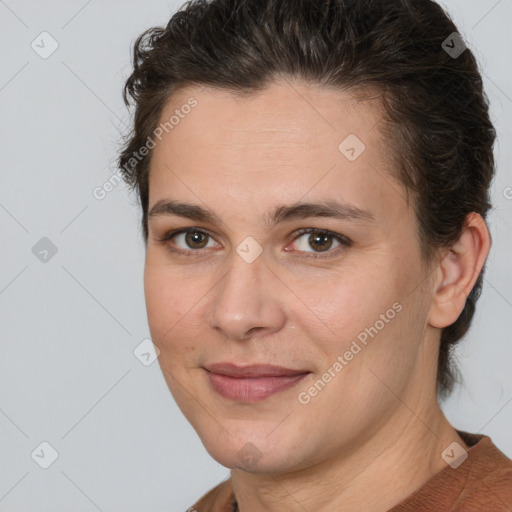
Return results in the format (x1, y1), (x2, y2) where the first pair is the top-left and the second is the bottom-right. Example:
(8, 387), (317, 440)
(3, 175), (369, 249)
(289, 228), (351, 258)
(308, 232), (333, 252)
(160, 229), (217, 255)
(185, 231), (209, 249)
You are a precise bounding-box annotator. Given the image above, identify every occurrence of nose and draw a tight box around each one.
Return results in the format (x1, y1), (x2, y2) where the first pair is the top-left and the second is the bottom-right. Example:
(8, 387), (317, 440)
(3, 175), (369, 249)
(208, 251), (287, 342)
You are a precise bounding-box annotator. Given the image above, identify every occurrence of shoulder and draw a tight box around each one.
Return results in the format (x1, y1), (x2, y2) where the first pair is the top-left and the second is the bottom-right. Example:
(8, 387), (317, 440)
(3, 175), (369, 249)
(391, 431), (512, 512)
(188, 478), (235, 512)
(458, 433), (512, 510)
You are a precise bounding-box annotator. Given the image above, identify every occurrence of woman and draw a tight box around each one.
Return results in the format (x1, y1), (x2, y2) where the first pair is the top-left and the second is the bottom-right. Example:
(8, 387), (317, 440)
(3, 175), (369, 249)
(118, 0), (512, 510)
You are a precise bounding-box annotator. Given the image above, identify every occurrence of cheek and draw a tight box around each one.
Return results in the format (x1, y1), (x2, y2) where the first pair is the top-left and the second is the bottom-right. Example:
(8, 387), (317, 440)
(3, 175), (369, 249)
(144, 267), (205, 394)
(144, 262), (198, 346)
(288, 263), (399, 350)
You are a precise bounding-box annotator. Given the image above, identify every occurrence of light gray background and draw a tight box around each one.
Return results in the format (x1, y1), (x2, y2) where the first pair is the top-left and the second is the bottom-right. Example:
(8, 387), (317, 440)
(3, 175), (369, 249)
(0, 1), (511, 511)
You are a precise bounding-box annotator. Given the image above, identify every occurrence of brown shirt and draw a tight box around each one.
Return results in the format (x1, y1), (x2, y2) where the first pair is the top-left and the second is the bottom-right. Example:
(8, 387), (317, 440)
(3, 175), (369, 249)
(190, 432), (512, 512)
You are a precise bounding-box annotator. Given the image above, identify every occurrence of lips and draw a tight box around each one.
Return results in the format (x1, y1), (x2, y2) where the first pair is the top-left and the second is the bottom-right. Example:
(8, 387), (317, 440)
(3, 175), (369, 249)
(204, 363), (311, 402)
(205, 362), (309, 378)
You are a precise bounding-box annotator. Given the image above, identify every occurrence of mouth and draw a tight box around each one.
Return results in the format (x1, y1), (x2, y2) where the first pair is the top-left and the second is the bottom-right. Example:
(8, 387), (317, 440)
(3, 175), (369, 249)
(203, 363), (312, 402)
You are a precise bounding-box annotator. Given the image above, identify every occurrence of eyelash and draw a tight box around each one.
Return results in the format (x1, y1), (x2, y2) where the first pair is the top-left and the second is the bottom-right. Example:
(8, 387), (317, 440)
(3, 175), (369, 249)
(156, 227), (352, 259)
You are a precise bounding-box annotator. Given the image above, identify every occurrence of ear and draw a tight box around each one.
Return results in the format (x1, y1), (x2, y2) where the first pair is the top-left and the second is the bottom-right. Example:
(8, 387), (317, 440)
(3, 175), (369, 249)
(428, 213), (491, 329)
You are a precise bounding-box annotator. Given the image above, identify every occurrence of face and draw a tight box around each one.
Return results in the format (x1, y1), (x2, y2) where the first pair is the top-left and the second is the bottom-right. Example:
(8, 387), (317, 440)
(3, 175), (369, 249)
(144, 80), (438, 473)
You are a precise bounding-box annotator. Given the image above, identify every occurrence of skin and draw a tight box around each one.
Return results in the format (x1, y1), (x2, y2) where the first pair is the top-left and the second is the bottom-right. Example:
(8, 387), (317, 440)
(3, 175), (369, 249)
(143, 80), (491, 511)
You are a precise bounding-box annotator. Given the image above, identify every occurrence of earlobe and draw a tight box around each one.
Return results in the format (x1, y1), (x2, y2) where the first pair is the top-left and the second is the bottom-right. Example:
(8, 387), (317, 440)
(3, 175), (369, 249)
(428, 213), (491, 329)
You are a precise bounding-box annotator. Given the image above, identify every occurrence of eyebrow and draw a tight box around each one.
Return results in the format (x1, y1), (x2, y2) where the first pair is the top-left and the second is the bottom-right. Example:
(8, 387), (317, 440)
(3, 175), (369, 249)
(148, 199), (375, 227)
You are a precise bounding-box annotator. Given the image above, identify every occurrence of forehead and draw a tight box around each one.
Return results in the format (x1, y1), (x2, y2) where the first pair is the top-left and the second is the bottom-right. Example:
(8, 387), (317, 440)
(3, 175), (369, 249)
(162, 81), (385, 147)
(148, 80), (407, 225)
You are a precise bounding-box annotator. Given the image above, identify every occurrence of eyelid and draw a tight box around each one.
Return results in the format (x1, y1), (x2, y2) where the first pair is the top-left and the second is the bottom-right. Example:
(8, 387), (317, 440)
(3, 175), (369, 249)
(156, 227), (220, 256)
(286, 228), (352, 257)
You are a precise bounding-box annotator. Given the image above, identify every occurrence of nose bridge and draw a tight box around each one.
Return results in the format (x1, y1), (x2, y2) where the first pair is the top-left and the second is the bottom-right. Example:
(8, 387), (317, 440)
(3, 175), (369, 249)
(209, 249), (285, 341)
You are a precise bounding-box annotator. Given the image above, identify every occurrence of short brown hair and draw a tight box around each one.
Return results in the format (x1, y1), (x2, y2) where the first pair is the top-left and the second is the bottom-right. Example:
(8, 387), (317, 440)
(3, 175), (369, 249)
(118, 0), (496, 398)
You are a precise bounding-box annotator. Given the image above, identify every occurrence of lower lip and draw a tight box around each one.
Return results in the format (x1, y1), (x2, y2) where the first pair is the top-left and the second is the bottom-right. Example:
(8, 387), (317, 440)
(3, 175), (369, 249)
(206, 372), (310, 402)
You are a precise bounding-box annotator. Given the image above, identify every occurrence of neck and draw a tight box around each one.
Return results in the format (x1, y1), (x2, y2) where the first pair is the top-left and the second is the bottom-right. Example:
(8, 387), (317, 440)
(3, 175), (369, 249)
(231, 403), (465, 512)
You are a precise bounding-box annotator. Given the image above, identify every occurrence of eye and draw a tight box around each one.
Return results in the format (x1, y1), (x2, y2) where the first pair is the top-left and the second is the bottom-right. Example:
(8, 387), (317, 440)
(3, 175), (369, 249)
(157, 228), (218, 256)
(287, 228), (351, 257)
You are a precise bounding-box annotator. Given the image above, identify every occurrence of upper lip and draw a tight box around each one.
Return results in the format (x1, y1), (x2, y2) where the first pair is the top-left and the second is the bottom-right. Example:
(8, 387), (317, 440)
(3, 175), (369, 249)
(204, 363), (310, 378)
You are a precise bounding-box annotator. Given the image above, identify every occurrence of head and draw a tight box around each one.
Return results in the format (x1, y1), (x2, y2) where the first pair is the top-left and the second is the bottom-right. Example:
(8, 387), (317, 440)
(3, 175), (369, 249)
(118, 0), (494, 472)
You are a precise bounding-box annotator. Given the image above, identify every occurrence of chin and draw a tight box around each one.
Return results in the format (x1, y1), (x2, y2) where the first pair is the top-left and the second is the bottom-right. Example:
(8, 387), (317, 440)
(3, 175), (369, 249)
(197, 422), (314, 474)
